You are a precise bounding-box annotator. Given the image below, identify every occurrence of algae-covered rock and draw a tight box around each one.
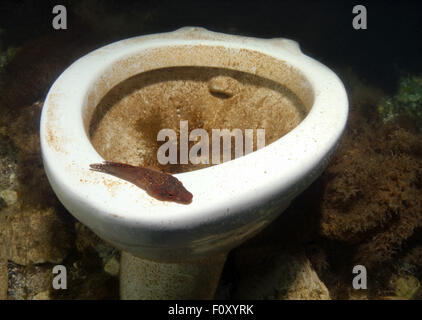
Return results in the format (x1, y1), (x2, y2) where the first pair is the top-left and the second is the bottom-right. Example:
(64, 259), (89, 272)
(232, 246), (331, 300)
(0, 258), (7, 300)
(32, 290), (50, 300)
(104, 256), (120, 277)
(1, 206), (73, 265)
(348, 290), (369, 300)
(7, 262), (53, 300)
(0, 133), (18, 192)
(0, 100), (75, 266)
(393, 275), (420, 299)
(377, 76), (422, 126)
(0, 189), (18, 206)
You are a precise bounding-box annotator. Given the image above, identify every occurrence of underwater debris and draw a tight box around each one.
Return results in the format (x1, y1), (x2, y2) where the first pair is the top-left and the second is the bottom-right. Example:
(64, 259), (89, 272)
(377, 75), (422, 126)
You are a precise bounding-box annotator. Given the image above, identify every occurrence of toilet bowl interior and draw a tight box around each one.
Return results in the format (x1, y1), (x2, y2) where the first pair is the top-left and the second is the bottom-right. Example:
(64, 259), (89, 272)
(84, 45), (315, 173)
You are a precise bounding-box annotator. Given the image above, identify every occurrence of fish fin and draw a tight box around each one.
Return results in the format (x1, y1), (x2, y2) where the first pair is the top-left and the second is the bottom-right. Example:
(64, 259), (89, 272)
(89, 163), (109, 173)
(140, 160), (169, 174)
(89, 161), (137, 178)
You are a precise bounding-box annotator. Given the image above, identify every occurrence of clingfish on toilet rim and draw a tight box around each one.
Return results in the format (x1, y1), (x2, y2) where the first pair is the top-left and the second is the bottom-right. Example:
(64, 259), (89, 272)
(89, 161), (193, 204)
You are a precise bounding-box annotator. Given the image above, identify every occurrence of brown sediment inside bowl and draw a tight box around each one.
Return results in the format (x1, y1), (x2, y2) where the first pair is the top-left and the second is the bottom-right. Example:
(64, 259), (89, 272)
(86, 44), (313, 173)
(90, 66), (307, 173)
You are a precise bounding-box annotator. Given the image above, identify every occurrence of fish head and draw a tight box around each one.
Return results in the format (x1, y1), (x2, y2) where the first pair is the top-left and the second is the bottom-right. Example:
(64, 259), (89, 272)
(153, 177), (193, 205)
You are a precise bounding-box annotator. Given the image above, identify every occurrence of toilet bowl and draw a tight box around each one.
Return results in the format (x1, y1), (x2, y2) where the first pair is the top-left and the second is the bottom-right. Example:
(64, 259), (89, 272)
(40, 27), (348, 299)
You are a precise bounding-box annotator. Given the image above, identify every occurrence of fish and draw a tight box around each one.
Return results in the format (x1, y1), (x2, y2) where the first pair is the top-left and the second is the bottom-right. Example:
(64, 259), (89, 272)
(89, 161), (193, 204)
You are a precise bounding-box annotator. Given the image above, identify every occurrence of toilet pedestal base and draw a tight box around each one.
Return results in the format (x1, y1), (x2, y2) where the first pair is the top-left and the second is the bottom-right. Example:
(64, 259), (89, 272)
(119, 251), (227, 300)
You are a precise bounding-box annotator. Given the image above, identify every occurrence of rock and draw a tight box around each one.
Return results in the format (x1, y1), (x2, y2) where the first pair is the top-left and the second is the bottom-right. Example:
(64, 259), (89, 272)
(1, 206), (73, 265)
(379, 296), (408, 300)
(0, 258), (7, 300)
(7, 102), (43, 156)
(50, 263), (119, 300)
(104, 257), (120, 277)
(394, 275), (420, 299)
(348, 290), (369, 300)
(0, 101), (74, 266)
(75, 222), (120, 269)
(0, 189), (18, 206)
(232, 245), (331, 300)
(70, 272), (119, 300)
(7, 262), (52, 300)
(0, 134), (18, 192)
(32, 290), (50, 300)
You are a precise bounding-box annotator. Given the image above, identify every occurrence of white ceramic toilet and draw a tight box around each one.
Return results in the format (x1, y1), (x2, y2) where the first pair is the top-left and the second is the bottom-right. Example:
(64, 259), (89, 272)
(40, 27), (348, 299)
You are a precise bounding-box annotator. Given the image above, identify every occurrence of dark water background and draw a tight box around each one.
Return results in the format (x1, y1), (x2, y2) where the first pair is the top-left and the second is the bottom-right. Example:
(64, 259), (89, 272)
(1, 0), (421, 92)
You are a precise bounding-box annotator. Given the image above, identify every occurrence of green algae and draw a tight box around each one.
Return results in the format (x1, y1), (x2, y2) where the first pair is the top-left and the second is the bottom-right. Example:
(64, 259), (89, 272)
(377, 76), (422, 126)
(394, 275), (420, 299)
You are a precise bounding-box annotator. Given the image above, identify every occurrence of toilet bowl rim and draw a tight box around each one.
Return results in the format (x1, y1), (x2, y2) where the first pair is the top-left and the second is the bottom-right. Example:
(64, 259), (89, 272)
(40, 27), (348, 231)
